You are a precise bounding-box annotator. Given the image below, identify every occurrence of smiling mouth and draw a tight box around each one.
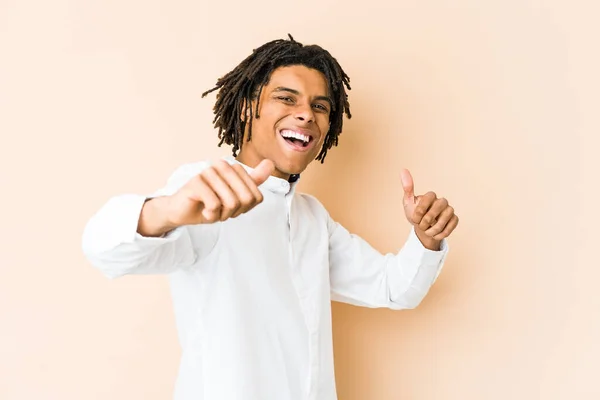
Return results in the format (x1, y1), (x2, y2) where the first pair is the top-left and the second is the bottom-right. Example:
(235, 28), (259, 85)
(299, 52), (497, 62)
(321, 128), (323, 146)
(279, 129), (313, 148)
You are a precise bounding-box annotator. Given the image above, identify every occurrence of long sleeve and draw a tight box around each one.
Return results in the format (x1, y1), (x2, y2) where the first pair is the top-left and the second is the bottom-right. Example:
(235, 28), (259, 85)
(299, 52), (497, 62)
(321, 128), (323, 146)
(327, 215), (448, 310)
(81, 161), (218, 279)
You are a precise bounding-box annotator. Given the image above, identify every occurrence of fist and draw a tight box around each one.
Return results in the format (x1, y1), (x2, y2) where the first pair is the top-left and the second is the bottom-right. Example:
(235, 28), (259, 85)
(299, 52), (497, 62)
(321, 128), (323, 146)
(166, 159), (275, 226)
(400, 169), (459, 243)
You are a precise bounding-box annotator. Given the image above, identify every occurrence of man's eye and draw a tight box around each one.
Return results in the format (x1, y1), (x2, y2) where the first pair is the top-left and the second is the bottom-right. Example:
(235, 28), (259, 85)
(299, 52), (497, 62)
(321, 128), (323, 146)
(313, 104), (328, 112)
(277, 96), (293, 103)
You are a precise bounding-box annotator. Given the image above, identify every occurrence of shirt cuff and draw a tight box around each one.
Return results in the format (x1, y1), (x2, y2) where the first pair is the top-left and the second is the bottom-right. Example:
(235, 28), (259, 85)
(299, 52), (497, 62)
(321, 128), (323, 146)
(96, 194), (184, 251)
(399, 226), (449, 282)
(129, 196), (186, 245)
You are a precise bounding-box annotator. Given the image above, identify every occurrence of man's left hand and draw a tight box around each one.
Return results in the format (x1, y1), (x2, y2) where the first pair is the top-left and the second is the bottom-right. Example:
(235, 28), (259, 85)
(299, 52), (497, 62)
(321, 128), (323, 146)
(400, 169), (459, 250)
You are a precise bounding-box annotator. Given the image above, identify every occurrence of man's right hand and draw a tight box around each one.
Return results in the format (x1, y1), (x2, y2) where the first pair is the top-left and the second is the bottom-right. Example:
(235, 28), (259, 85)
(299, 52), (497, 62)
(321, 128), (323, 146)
(137, 159), (275, 237)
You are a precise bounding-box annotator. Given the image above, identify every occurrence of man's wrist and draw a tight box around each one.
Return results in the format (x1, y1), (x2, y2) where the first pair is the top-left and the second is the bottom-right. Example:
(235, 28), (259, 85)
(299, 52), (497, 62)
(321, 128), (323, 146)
(414, 227), (442, 251)
(137, 196), (178, 237)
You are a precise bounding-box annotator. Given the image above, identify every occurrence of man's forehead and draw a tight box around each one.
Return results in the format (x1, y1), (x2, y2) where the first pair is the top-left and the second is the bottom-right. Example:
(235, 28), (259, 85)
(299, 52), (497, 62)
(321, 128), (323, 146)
(267, 66), (328, 92)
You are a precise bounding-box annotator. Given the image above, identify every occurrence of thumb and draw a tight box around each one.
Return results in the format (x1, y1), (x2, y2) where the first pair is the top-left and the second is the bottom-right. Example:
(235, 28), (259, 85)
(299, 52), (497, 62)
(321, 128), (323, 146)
(249, 159), (275, 186)
(400, 169), (415, 205)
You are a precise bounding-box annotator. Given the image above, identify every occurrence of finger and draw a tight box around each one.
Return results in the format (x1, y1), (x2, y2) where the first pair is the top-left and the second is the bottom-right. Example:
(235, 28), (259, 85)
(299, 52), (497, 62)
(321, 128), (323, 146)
(424, 205), (454, 237)
(412, 191), (436, 225)
(224, 164), (262, 218)
(400, 169), (415, 206)
(231, 164), (264, 217)
(185, 175), (222, 223)
(418, 197), (448, 231)
(212, 161), (257, 219)
(250, 159), (275, 186)
(433, 214), (459, 241)
(201, 167), (240, 221)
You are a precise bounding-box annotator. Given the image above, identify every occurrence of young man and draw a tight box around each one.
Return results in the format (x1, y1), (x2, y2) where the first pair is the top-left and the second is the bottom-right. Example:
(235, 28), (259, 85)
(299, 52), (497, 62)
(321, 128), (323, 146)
(82, 35), (458, 400)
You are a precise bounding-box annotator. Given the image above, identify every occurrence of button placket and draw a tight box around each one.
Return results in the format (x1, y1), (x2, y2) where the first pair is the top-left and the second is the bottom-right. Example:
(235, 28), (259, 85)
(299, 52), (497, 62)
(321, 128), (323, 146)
(285, 195), (320, 399)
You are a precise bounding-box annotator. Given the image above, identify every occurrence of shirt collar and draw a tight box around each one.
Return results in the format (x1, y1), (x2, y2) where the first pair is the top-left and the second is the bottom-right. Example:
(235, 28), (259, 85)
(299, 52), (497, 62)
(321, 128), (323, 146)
(223, 156), (300, 195)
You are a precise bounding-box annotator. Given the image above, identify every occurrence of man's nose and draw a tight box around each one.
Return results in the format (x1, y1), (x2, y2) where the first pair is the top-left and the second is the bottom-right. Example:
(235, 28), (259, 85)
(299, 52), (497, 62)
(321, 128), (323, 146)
(293, 104), (314, 123)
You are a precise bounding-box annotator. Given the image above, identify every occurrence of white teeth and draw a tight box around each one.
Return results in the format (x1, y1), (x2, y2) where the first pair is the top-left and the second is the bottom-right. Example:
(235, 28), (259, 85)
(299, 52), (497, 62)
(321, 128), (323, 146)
(281, 129), (309, 143)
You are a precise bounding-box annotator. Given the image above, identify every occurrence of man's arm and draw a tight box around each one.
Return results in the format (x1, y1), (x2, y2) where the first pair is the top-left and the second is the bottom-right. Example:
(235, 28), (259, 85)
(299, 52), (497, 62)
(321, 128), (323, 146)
(327, 215), (448, 310)
(327, 168), (458, 310)
(81, 159), (275, 279)
(81, 162), (214, 279)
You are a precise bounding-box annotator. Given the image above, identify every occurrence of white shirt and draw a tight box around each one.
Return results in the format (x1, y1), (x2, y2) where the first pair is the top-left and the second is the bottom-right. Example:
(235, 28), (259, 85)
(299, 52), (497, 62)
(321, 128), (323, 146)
(81, 156), (449, 400)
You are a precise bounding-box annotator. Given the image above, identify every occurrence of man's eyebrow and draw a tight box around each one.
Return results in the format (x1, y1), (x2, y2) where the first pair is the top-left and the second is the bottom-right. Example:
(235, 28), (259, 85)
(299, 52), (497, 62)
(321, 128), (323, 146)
(314, 95), (333, 105)
(273, 86), (300, 95)
(272, 86), (332, 105)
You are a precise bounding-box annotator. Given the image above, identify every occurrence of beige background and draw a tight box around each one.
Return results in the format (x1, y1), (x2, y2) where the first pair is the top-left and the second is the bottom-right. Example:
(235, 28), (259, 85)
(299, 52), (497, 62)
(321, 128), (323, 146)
(1, 0), (597, 399)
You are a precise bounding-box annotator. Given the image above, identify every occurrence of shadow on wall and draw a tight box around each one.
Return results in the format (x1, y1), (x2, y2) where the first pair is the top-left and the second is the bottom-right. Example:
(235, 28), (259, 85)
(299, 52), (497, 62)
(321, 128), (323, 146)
(299, 91), (472, 399)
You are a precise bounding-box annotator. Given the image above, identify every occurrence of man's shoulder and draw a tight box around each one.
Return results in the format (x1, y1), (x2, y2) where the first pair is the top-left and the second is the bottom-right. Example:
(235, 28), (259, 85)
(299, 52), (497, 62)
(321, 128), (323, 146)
(295, 191), (321, 204)
(169, 160), (212, 179)
(295, 192), (330, 217)
(161, 159), (213, 192)
(167, 155), (240, 183)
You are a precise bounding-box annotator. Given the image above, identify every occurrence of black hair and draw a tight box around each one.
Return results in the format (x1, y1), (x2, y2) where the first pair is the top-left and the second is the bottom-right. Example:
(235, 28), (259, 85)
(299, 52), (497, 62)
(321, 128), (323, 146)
(201, 34), (352, 163)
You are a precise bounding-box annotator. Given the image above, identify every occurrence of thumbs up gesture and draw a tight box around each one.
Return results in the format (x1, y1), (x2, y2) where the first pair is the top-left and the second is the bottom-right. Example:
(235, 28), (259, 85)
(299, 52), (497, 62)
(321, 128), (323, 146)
(401, 169), (459, 250)
(167, 159), (275, 226)
(137, 159), (275, 237)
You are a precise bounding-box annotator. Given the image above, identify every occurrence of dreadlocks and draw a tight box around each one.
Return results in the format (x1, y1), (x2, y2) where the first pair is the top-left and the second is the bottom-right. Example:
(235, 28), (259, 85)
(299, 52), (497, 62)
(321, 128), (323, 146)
(201, 34), (352, 163)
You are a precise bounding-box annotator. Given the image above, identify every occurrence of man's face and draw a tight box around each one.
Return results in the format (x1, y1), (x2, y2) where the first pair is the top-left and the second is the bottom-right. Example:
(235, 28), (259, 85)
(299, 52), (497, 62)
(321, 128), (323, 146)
(236, 65), (332, 180)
